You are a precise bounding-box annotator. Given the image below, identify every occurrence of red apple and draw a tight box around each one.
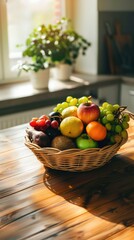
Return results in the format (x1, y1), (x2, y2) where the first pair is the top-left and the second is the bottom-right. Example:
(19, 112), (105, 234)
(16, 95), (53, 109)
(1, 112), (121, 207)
(77, 102), (100, 124)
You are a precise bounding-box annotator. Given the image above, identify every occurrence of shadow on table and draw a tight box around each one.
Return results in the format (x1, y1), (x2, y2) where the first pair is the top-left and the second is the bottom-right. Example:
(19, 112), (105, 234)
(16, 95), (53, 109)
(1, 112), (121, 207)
(43, 155), (134, 226)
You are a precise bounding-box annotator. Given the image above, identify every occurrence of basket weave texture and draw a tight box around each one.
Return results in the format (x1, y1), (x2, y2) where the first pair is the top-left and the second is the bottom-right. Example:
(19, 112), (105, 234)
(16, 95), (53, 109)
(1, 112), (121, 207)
(25, 135), (127, 172)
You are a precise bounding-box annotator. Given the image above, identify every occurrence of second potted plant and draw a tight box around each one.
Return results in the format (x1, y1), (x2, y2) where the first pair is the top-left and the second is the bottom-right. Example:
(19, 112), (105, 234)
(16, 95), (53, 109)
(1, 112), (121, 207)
(49, 18), (91, 80)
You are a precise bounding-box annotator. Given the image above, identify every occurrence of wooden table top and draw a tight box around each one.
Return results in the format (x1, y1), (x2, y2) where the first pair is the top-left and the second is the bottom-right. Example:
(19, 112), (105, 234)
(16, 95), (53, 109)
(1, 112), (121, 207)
(0, 120), (134, 240)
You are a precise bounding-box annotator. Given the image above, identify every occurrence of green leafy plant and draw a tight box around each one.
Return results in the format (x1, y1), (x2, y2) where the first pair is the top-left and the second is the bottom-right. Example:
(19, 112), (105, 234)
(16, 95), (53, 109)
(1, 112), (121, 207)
(48, 17), (91, 65)
(17, 17), (91, 73)
(16, 25), (54, 73)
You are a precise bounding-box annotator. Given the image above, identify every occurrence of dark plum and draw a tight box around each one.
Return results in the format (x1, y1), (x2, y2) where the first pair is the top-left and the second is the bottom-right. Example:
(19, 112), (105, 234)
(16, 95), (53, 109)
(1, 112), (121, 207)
(48, 111), (62, 124)
(45, 127), (61, 140)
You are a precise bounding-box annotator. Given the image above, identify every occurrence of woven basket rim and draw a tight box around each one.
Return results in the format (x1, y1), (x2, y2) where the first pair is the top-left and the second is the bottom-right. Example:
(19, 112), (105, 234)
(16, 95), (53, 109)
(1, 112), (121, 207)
(24, 134), (128, 172)
(25, 134), (127, 155)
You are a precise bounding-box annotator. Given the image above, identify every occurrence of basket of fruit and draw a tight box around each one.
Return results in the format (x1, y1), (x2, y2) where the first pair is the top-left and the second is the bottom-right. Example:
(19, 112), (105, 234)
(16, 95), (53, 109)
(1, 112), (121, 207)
(25, 96), (134, 172)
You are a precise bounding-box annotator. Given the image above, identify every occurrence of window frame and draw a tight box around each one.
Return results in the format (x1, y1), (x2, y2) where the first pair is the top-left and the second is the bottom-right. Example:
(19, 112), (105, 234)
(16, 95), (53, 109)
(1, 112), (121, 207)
(0, 0), (6, 82)
(0, 0), (67, 84)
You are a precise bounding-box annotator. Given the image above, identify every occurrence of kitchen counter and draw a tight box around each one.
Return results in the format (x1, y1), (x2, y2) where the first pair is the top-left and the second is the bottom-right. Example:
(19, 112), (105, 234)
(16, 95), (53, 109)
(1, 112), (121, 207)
(0, 73), (134, 116)
(0, 73), (121, 115)
(0, 119), (134, 239)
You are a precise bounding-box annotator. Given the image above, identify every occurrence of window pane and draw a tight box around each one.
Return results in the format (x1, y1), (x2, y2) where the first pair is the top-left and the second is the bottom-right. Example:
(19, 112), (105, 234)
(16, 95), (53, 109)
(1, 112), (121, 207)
(6, 0), (63, 66)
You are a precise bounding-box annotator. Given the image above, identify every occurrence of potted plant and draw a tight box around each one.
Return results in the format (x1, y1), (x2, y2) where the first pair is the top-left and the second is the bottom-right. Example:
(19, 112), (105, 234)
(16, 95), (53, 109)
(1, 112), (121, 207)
(17, 24), (53, 89)
(17, 17), (91, 85)
(48, 17), (91, 80)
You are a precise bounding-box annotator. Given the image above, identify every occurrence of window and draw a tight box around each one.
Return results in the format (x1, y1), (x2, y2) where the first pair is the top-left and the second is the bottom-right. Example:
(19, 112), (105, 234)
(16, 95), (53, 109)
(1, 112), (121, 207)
(0, 0), (65, 83)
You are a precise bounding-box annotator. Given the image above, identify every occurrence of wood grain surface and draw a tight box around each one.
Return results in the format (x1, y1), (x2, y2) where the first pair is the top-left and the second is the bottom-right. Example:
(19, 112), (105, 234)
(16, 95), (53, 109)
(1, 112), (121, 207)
(0, 120), (134, 240)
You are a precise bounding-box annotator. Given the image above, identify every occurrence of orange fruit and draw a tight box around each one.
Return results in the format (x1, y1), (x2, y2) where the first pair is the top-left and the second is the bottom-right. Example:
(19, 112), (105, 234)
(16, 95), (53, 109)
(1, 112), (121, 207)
(60, 116), (84, 138)
(86, 121), (107, 141)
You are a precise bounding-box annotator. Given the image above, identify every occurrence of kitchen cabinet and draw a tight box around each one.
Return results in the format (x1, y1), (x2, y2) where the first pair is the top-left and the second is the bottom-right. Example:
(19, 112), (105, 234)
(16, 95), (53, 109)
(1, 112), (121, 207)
(98, 84), (120, 104)
(98, 0), (134, 11)
(121, 83), (134, 112)
(71, 0), (134, 75)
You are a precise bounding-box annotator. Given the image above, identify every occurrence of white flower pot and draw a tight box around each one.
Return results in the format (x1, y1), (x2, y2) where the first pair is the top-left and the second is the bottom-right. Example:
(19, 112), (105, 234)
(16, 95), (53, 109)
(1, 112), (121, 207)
(30, 69), (50, 89)
(52, 64), (73, 81)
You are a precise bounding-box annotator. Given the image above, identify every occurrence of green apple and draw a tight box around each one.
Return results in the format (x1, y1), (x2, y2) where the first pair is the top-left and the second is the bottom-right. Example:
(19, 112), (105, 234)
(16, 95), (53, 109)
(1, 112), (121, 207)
(76, 133), (98, 149)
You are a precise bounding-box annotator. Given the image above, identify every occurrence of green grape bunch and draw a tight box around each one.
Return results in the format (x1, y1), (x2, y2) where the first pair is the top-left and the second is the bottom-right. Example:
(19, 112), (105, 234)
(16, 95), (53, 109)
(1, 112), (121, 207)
(53, 96), (92, 114)
(99, 102), (130, 144)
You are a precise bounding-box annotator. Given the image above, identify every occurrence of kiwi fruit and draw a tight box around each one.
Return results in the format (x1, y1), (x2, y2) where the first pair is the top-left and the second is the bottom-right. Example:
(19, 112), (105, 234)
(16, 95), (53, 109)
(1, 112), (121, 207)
(51, 135), (75, 150)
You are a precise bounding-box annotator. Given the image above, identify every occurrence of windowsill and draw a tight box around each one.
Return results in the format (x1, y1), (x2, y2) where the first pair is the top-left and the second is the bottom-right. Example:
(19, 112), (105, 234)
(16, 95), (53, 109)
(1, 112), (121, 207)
(0, 72), (133, 116)
(0, 73), (121, 100)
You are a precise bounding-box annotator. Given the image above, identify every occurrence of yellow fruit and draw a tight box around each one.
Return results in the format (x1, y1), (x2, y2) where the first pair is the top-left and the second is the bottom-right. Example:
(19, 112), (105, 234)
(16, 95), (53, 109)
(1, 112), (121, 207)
(60, 116), (84, 138)
(62, 106), (78, 118)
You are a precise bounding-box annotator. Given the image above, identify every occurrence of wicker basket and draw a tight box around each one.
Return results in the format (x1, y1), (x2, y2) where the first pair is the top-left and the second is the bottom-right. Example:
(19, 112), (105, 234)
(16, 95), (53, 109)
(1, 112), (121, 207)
(25, 134), (127, 172)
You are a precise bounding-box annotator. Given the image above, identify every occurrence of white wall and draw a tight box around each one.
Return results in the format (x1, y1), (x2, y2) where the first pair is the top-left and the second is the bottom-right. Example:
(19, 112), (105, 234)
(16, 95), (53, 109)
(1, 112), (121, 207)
(71, 0), (98, 74)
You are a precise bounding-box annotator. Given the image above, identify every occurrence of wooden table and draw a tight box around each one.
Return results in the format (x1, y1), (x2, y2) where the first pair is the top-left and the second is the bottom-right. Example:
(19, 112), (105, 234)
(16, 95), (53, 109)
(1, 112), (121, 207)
(0, 120), (134, 240)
